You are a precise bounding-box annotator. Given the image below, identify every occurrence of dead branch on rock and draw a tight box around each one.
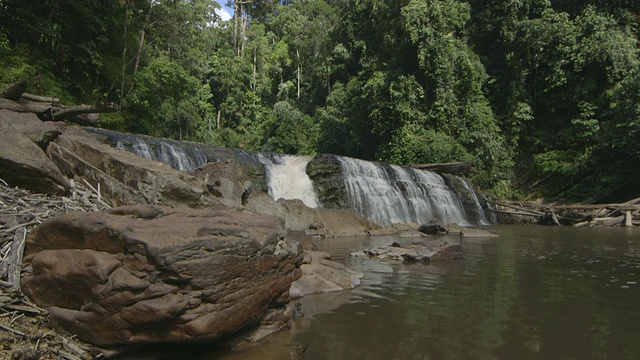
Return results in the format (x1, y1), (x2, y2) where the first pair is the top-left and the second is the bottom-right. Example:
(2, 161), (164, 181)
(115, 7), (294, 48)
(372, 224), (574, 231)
(7, 228), (26, 292)
(0, 80), (120, 125)
(20, 93), (60, 104)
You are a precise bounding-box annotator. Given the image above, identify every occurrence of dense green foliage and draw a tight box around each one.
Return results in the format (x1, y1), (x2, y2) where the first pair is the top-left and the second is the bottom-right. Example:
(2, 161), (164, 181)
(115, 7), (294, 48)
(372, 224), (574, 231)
(1, 0), (638, 200)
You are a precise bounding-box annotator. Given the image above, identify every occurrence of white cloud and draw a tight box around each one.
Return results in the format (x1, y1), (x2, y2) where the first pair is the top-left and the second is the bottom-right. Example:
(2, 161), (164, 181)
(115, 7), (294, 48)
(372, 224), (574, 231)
(215, 7), (232, 21)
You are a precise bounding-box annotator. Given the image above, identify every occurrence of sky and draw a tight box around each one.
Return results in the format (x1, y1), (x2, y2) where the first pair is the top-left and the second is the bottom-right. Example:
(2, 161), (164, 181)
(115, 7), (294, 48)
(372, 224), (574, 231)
(215, 1), (233, 21)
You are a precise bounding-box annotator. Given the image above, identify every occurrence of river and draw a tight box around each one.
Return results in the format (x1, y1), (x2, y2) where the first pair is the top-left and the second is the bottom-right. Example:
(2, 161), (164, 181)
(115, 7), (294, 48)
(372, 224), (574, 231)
(203, 225), (640, 360)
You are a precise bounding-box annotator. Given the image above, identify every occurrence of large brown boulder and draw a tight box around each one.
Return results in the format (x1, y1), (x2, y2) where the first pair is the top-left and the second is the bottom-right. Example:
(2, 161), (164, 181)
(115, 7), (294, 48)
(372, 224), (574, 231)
(0, 109), (66, 148)
(0, 120), (70, 195)
(21, 205), (303, 348)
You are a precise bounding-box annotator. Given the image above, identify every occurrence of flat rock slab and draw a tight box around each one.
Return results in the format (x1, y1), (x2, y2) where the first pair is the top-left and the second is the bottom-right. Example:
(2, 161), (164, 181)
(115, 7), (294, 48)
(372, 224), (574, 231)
(351, 240), (463, 263)
(445, 224), (500, 238)
(289, 250), (363, 298)
(21, 204), (303, 348)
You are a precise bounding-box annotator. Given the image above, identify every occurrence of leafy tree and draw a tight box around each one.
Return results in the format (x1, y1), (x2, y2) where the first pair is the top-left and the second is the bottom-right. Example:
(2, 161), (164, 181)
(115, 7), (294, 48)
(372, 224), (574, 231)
(1, 0), (638, 200)
(382, 123), (474, 165)
(264, 100), (317, 154)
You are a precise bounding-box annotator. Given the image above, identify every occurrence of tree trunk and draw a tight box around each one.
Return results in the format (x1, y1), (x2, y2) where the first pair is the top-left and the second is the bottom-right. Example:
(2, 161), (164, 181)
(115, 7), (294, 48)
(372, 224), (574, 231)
(297, 48), (301, 99)
(133, 29), (145, 77)
(121, 2), (129, 101)
(252, 48), (257, 91)
(241, 10), (248, 57)
(233, 1), (239, 56)
(327, 63), (331, 95)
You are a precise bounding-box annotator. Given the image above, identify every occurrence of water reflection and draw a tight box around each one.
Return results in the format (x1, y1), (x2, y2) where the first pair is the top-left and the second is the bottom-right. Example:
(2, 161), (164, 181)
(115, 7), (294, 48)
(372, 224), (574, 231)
(207, 226), (640, 360)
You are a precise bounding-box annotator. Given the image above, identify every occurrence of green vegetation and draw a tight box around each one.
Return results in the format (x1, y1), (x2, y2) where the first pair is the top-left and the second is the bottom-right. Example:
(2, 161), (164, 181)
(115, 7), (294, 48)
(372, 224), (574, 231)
(1, 0), (638, 201)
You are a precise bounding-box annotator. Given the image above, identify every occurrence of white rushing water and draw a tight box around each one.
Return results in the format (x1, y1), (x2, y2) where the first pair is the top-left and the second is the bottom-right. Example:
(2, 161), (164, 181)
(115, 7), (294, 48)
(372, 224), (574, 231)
(119, 138), (207, 171)
(338, 156), (469, 225)
(460, 177), (489, 224)
(262, 154), (319, 208)
(106, 126), (486, 225)
(132, 139), (153, 160)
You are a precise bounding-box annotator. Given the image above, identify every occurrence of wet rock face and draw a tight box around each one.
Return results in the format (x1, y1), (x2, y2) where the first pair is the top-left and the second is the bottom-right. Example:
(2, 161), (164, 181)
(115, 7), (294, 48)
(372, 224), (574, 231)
(305, 154), (348, 209)
(21, 205), (303, 347)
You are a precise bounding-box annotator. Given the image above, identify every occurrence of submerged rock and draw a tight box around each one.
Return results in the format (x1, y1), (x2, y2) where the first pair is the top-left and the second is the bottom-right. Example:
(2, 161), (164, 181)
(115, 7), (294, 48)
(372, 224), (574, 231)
(351, 239), (463, 263)
(289, 250), (363, 298)
(21, 204), (303, 348)
(418, 224), (448, 235)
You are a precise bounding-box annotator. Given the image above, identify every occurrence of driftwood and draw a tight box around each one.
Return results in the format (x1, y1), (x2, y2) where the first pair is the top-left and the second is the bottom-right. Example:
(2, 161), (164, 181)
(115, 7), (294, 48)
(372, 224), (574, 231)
(491, 199), (639, 228)
(487, 201), (545, 216)
(0, 80), (120, 125)
(410, 162), (477, 174)
(6, 228), (26, 292)
(605, 196), (640, 217)
(486, 209), (545, 217)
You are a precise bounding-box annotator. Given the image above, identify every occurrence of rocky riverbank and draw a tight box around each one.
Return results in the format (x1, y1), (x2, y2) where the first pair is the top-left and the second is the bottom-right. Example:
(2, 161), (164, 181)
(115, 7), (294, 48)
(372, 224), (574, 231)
(1, 108), (472, 359)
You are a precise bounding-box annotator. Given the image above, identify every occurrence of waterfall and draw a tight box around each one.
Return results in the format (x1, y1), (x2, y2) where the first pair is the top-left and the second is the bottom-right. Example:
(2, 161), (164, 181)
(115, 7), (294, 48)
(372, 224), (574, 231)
(85, 128), (489, 226)
(260, 154), (319, 208)
(460, 178), (489, 225)
(338, 156), (472, 226)
(94, 129), (208, 171)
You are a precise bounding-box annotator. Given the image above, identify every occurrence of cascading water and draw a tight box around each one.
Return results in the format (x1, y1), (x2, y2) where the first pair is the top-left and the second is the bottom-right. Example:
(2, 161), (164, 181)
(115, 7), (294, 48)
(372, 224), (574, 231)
(110, 131), (207, 171)
(338, 156), (473, 226)
(459, 177), (489, 225)
(260, 154), (319, 208)
(85, 127), (489, 226)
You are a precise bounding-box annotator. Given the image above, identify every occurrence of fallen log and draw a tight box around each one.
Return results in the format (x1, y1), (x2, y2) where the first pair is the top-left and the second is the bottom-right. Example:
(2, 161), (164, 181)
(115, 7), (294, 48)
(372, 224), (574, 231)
(0, 80), (120, 125)
(0, 97), (52, 113)
(486, 209), (544, 217)
(409, 162), (477, 174)
(21, 92), (60, 103)
(39, 101), (120, 121)
(591, 216), (625, 227)
(625, 211), (633, 227)
(555, 204), (640, 210)
(606, 196), (640, 217)
(488, 201), (546, 216)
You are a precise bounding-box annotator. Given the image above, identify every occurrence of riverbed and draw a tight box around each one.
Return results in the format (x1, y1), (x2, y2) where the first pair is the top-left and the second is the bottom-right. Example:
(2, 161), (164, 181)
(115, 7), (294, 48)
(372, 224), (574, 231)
(207, 225), (640, 360)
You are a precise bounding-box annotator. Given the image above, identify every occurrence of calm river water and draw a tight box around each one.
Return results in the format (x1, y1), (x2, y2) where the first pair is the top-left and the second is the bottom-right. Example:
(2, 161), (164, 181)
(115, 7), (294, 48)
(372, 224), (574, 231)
(205, 225), (640, 360)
